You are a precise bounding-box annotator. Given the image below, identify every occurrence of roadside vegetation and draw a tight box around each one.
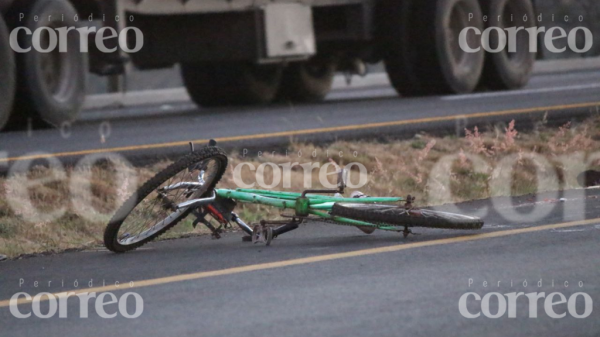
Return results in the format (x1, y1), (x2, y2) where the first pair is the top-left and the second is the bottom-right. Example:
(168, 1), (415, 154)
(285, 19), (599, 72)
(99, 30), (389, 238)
(1, 116), (599, 258)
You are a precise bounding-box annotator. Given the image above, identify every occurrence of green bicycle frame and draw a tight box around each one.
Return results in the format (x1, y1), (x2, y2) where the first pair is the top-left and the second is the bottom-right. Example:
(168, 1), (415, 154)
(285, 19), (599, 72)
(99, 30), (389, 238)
(216, 188), (405, 231)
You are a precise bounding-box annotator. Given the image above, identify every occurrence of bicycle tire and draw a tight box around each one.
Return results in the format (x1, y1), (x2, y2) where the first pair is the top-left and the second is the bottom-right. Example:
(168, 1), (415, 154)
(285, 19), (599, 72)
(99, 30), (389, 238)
(104, 147), (228, 253)
(331, 203), (483, 230)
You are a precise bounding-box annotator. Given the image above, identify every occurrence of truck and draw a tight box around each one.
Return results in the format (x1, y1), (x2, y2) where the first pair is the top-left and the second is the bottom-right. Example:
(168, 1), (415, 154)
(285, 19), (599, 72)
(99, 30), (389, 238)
(0, 0), (537, 131)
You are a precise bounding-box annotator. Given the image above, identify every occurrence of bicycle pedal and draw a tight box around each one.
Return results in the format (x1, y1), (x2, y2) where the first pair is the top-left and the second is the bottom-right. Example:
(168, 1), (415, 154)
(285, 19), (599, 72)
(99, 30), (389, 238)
(252, 224), (273, 246)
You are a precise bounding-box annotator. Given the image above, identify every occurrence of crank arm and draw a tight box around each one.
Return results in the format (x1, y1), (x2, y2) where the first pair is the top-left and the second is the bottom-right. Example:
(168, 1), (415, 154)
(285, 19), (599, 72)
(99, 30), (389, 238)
(231, 212), (253, 235)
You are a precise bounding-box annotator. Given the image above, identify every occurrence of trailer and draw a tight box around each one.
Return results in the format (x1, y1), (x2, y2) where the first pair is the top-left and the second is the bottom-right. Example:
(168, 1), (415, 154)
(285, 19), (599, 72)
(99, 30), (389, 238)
(0, 0), (537, 130)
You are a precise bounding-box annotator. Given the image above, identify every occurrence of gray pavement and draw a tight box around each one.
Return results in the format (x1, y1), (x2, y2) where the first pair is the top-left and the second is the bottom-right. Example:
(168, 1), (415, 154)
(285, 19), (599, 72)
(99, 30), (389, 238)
(0, 189), (599, 336)
(1, 68), (600, 167)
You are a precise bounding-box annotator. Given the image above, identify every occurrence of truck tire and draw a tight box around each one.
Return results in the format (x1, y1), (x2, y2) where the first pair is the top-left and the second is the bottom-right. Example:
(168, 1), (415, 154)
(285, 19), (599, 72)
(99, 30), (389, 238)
(7, 0), (87, 128)
(479, 0), (536, 90)
(377, 0), (423, 96)
(181, 62), (282, 107)
(420, 0), (485, 94)
(382, 0), (485, 95)
(0, 16), (16, 130)
(277, 59), (335, 102)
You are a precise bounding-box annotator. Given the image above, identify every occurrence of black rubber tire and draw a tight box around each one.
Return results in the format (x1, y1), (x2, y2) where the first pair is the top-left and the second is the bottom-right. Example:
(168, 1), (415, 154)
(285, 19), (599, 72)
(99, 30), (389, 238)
(277, 59), (335, 102)
(6, 0), (87, 128)
(479, 0), (536, 90)
(331, 204), (484, 230)
(0, 16), (16, 130)
(577, 170), (600, 188)
(381, 0), (485, 95)
(377, 0), (423, 96)
(104, 147), (228, 253)
(181, 62), (282, 107)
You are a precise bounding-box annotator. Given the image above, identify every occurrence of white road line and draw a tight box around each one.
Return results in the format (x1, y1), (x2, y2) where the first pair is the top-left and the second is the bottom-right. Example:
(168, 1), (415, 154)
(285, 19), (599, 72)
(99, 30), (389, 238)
(441, 83), (600, 101)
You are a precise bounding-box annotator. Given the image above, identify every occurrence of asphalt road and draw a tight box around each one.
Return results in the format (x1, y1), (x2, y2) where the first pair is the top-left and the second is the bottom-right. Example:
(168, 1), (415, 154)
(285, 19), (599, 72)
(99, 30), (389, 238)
(0, 189), (599, 336)
(1, 67), (600, 166)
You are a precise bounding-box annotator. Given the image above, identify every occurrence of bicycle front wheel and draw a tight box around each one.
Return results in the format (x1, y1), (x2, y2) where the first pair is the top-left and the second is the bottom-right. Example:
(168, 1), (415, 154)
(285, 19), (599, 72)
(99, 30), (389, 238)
(331, 203), (483, 230)
(103, 147), (228, 253)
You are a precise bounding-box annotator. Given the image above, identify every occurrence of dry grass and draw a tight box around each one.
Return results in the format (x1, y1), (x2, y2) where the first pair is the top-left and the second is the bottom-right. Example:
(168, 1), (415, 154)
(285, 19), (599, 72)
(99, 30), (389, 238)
(1, 116), (599, 258)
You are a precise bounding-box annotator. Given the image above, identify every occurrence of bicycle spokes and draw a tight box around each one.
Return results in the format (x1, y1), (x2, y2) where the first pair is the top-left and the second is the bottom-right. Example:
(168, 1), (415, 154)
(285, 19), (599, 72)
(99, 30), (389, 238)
(115, 158), (222, 245)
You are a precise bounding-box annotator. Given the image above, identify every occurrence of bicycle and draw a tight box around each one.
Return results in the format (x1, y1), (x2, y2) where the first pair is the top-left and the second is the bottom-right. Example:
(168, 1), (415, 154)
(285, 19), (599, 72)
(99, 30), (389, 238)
(103, 141), (484, 253)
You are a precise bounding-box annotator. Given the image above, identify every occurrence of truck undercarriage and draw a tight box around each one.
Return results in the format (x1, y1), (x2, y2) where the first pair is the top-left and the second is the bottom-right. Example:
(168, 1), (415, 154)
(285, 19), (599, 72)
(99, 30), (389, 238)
(0, 0), (537, 130)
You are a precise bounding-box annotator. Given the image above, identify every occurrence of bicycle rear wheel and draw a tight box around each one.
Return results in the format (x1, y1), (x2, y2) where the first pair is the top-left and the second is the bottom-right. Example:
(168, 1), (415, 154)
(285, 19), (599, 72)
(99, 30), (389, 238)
(331, 203), (483, 230)
(103, 147), (228, 253)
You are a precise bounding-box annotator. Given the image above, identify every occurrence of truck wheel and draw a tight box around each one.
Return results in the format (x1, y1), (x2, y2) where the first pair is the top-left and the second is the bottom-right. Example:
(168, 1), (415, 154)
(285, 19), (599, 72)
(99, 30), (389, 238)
(277, 59), (335, 102)
(479, 0), (536, 90)
(181, 63), (282, 107)
(377, 0), (423, 96)
(7, 0), (87, 128)
(0, 16), (16, 130)
(382, 0), (484, 95)
(420, 0), (485, 94)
